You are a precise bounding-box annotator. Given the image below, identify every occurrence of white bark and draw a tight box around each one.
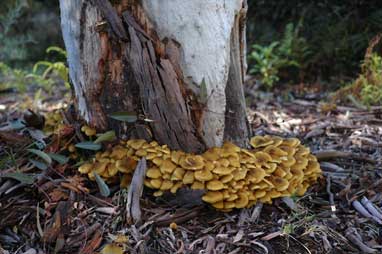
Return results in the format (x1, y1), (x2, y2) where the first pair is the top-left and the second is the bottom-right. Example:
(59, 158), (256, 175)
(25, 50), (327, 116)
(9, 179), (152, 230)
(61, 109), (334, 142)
(142, 0), (244, 147)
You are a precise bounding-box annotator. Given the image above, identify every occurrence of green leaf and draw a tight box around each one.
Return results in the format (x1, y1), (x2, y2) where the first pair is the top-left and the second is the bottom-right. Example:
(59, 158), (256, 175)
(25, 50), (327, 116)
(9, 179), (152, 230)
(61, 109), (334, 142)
(109, 112), (138, 123)
(48, 153), (69, 165)
(2, 172), (35, 184)
(29, 159), (48, 170)
(27, 149), (52, 164)
(94, 130), (116, 144)
(93, 172), (110, 197)
(75, 141), (102, 151)
(199, 77), (208, 104)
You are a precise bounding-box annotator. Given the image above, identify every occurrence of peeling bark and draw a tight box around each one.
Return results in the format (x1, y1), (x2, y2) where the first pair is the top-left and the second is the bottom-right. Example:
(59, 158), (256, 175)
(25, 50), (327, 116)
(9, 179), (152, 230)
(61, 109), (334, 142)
(59, 0), (250, 153)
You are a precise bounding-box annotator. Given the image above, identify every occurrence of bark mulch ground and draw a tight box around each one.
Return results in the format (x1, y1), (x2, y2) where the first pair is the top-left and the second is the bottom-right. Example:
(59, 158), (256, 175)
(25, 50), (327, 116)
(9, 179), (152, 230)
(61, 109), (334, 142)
(0, 84), (381, 254)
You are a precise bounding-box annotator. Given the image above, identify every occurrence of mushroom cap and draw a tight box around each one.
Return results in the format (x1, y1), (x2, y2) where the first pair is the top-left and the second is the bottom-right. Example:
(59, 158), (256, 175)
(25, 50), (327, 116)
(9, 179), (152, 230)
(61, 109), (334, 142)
(250, 136), (274, 148)
(202, 147), (221, 161)
(272, 176), (290, 192)
(233, 168), (248, 181)
(135, 149), (147, 157)
(281, 156), (296, 167)
(226, 193), (238, 201)
(264, 163), (277, 173)
(220, 174), (234, 183)
(202, 191), (224, 203)
(254, 190), (267, 198)
(160, 160), (177, 174)
(171, 167), (186, 181)
(144, 179), (154, 188)
(248, 168), (266, 183)
(116, 157), (137, 173)
(170, 182), (183, 193)
(127, 139), (147, 150)
(224, 201), (236, 209)
(296, 146), (310, 156)
(195, 169), (214, 182)
(222, 142), (241, 152)
(282, 138), (301, 147)
(152, 157), (163, 166)
(182, 171), (194, 184)
(235, 193), (249, 208)
(266, 135), (283, 147)
(305, 161), (321, 175)
(160, 180), (174, 190)
(291, 156), (309, 170)
(228, 156), (241, 167)
(212, 201), (224, 209)
(146, 167), (162, 178)
(150, 179), (162, 189)
(107, 163), (118, 177)
(212, 166), (233, 175)
(179, 155), (205, 170)
(191, 181), (205, 190)
(153, 190), (163, 197)
(79, 163), (93, 174)
(94, 162), (108, 175)
(253, 151), (272, 167)
(171, 150), (185, 164)
(219, 158), (230, 168)
(206, 180), (225, 191)
(110, 146), (127, 160)
(264, 145), (288, 156)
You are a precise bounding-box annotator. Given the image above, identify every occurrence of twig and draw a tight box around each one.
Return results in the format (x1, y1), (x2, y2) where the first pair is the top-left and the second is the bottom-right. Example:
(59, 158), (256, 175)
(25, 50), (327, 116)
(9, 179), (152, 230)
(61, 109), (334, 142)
(126, 158), (147, 225)
(326, 176), (336, 218)
(345, 228), (377, 253)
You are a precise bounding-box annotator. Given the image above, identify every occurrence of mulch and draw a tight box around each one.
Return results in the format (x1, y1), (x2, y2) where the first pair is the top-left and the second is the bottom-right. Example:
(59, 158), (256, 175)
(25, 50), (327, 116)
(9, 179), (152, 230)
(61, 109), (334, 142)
(0, 83), (381, 254)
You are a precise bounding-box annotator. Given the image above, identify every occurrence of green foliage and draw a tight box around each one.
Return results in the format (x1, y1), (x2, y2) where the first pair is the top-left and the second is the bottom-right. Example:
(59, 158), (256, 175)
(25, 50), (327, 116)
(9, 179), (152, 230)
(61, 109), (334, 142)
(0, 46), (69, 93)
(247, 0), (382, 81)
(0, 0), (34, 64)
(358, 53), (382, 105)
(248, 23), (307, 87)
(0, 0), (63, 68)
(334, 35), (382, 106)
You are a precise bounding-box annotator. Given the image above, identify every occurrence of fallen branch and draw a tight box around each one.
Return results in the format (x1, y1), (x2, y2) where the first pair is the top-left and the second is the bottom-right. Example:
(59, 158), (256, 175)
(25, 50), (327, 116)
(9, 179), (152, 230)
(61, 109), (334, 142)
(126, 158), (147, 225)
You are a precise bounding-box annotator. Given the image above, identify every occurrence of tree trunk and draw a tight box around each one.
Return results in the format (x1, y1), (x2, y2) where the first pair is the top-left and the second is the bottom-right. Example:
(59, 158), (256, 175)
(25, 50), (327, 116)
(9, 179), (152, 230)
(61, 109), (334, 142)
(59, 0), (250, 153)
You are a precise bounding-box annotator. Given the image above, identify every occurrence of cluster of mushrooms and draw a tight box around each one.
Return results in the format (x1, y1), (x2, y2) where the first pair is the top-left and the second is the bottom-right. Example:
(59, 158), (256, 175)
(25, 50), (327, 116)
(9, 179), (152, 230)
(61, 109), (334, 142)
(78, 135), (321, 211)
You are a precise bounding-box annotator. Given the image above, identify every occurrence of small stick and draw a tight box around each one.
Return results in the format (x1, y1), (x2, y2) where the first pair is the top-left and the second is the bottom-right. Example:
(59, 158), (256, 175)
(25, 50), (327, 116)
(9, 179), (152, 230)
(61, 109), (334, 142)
(126, 158), (147, 225)
(326, 176), (336, 217)
(361, 197), (382, 220)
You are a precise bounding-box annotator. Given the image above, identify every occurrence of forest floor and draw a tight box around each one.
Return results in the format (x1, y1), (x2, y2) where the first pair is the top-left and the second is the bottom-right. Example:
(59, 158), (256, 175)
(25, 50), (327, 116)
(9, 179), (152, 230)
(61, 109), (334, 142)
(0, 80), (381, 254)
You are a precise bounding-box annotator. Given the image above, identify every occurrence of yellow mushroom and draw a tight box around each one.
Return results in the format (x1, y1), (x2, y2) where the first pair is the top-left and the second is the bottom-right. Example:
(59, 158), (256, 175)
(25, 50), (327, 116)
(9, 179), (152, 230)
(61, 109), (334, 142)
(194, 169), (214, 182)
(150, 179), (162, 189)
(253, 151), (272, 167)
(272, 177), (290, 192)
(206, 180), (225, 191)
(127, 139), (147, 150)
(116, 157), (137, 173)
(235, 193), (249, 208)
(191, 181), (205, 190)
(202, 191), (224, 203)
(212, 166), (233, 175)
(202, 147), (221, 161)
(78, 163), (93, 174)
(160, 180), (173, 190)
(182, 171), (194, 184)
(171, 167), (186, 181)
(220, 174), (234, 183)
(179, 155), (205, 170)
(146, 167), (162, 179)
(160, 160), (177, 174)
(250, 136), (274, 148)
